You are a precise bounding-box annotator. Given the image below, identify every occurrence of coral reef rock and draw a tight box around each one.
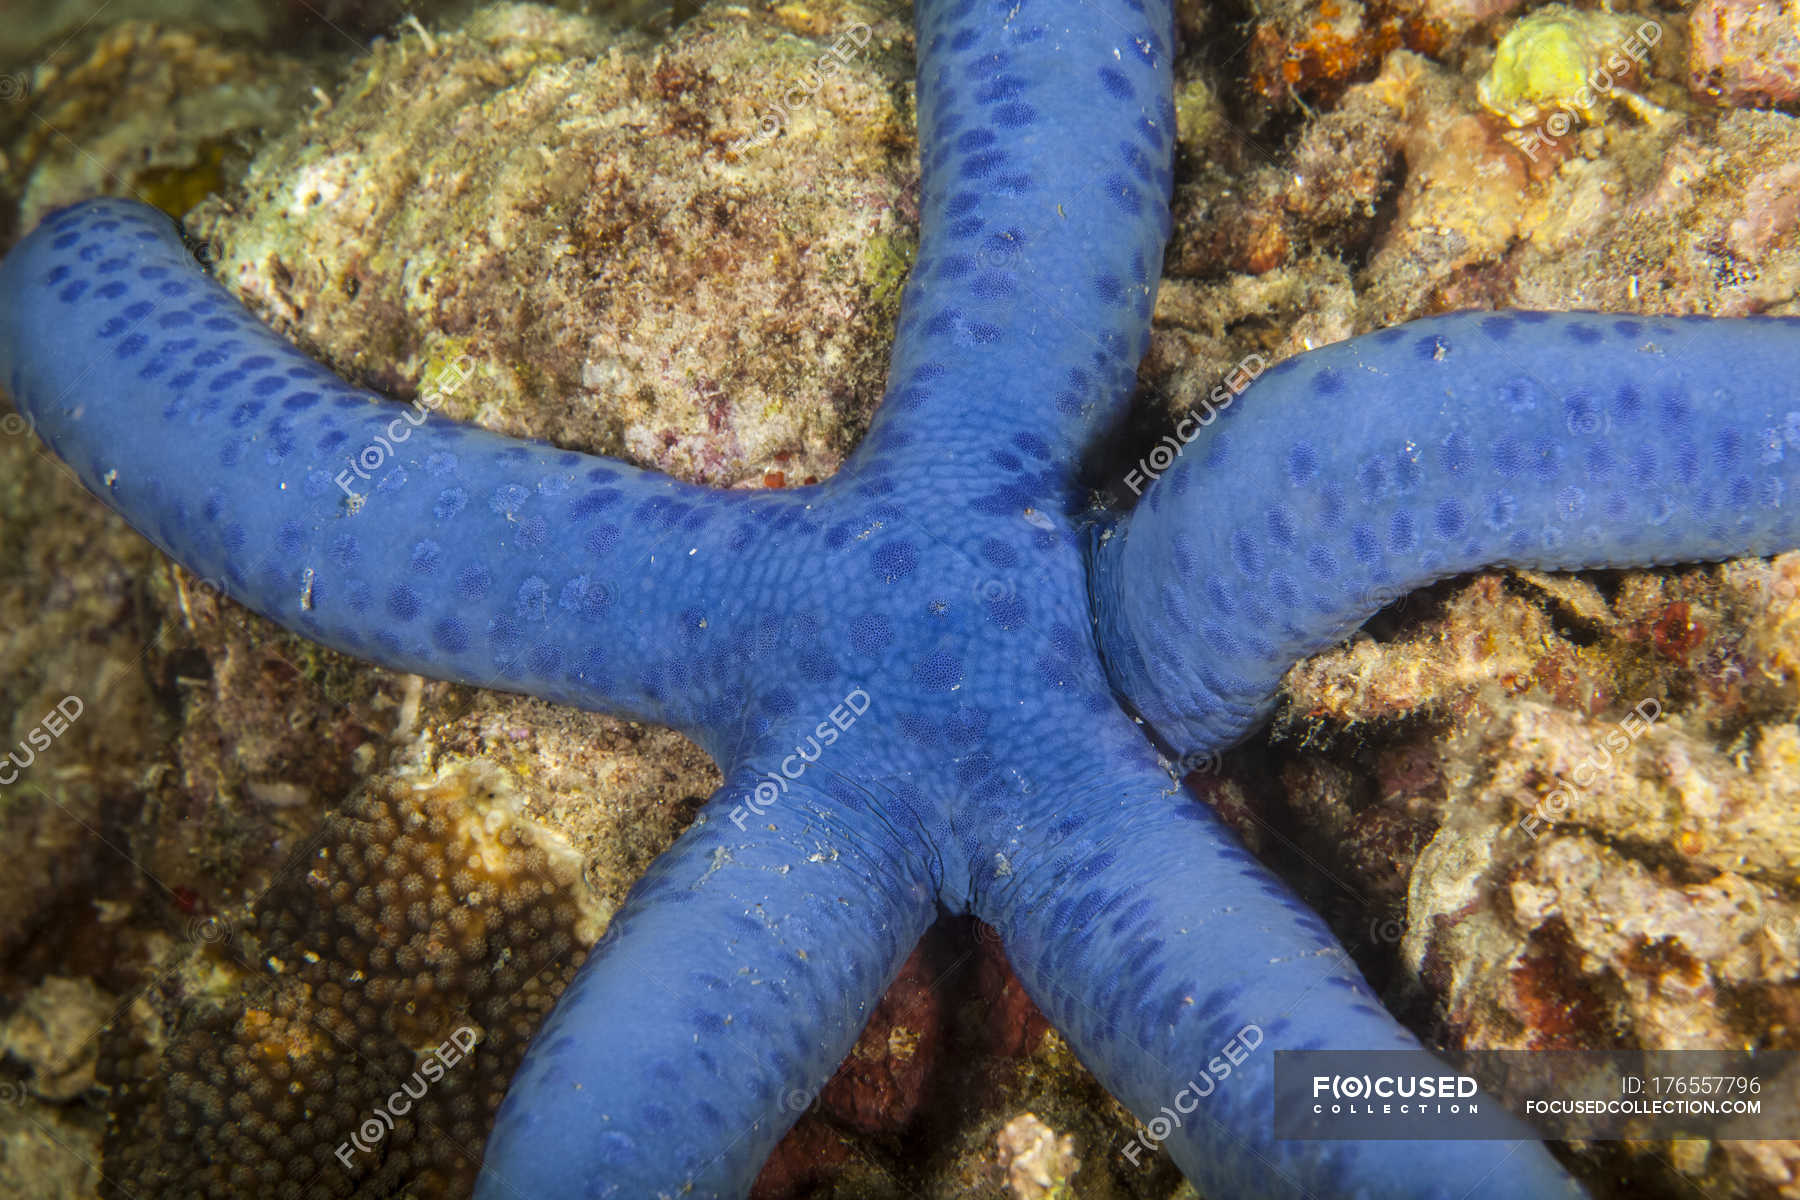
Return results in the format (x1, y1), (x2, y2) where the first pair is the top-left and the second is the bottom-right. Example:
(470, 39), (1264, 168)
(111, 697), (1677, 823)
(1689, 0), (1800, 108)
(1263, 554), (1800, 1197)
(1, 975), (113, 1102)
(97, 762), (605, 1200)
(995, 1112), (1080, 1200)
(1, 21), (315, 241)
(188, 0), (918, 489)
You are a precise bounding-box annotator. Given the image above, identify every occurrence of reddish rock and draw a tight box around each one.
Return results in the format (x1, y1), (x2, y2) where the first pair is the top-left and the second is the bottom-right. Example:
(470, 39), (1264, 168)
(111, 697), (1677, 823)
(748, 918), (1061, 1198)
(749, 1122), (863, 1200)
(1650, 600), (1708, 663)
(1246, 0), (1449, 108)
(1689, 0), (1800, 107)
(820, 940), (942, 1134)
(974, 923), (1052, 1058)
(1503, 921), (1621, 1050)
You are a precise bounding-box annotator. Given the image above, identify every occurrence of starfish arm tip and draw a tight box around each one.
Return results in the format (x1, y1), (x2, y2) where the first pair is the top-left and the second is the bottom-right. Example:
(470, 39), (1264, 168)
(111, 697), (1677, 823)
(0, 195), (778, 735)
(1097, 308), (1800, 754)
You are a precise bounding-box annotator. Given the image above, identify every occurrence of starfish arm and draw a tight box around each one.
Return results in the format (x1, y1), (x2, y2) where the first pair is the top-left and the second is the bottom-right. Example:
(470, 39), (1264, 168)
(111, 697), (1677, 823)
(475, 773), (936, 1198)
(857, 0), (1175, 481)
(0, 196), (782, 737)
(1091, 309), (1800, 755)
(985, 763), (1585, 1198)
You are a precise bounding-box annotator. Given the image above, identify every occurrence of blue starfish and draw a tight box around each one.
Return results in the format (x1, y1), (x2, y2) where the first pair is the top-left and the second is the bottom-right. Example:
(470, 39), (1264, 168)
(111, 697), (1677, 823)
(4, 0), (1798, 1195)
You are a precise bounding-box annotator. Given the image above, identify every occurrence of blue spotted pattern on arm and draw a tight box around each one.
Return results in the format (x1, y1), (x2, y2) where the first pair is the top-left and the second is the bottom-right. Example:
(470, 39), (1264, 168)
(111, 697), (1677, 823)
(0, 198), (809, 746)
(483, 774), (937, 1195)
(858, 0), (1177, 488)
(1094, 309), (1800, 755)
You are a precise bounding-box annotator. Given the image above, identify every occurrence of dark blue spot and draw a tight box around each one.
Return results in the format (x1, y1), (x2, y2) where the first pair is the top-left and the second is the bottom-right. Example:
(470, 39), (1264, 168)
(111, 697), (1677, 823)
(456, 566), (491, 601)
(388, 586), (422, 621)
(913, 650), (964, 692)
(1434, 499), (1468, 539)
(1388, 511), (1416, 554)
(585, 523), (621, 556)
(434, 488), (467, 520)
(872, 541), (918, 583)
(1286, 443), (1318, 485)
(986, 593), (1026, 629)
(1097, 67), (1134, 99)
(850, 613), (892, 656)
(1611, 384), (1642, 422)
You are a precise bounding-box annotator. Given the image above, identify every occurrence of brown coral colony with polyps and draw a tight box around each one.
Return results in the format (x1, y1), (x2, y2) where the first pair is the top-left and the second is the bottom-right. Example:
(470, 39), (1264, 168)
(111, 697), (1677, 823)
(97, 767), (597, 1199)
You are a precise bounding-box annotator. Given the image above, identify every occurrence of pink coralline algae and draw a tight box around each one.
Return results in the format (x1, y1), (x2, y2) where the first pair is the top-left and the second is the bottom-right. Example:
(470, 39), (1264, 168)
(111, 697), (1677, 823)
(1689, 0), (1800, 108)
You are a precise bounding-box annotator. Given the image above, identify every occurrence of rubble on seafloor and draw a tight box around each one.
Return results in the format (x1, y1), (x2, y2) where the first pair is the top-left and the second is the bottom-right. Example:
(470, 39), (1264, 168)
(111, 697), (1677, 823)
(1228, 557), (1800, 1196)
(1, 0), (1799, 1195)
(181, 0), (918, 490)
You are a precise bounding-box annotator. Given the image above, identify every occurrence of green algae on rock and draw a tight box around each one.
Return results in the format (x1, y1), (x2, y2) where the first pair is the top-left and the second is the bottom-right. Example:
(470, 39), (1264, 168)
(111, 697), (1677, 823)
(1475, 4), (1663, 129)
